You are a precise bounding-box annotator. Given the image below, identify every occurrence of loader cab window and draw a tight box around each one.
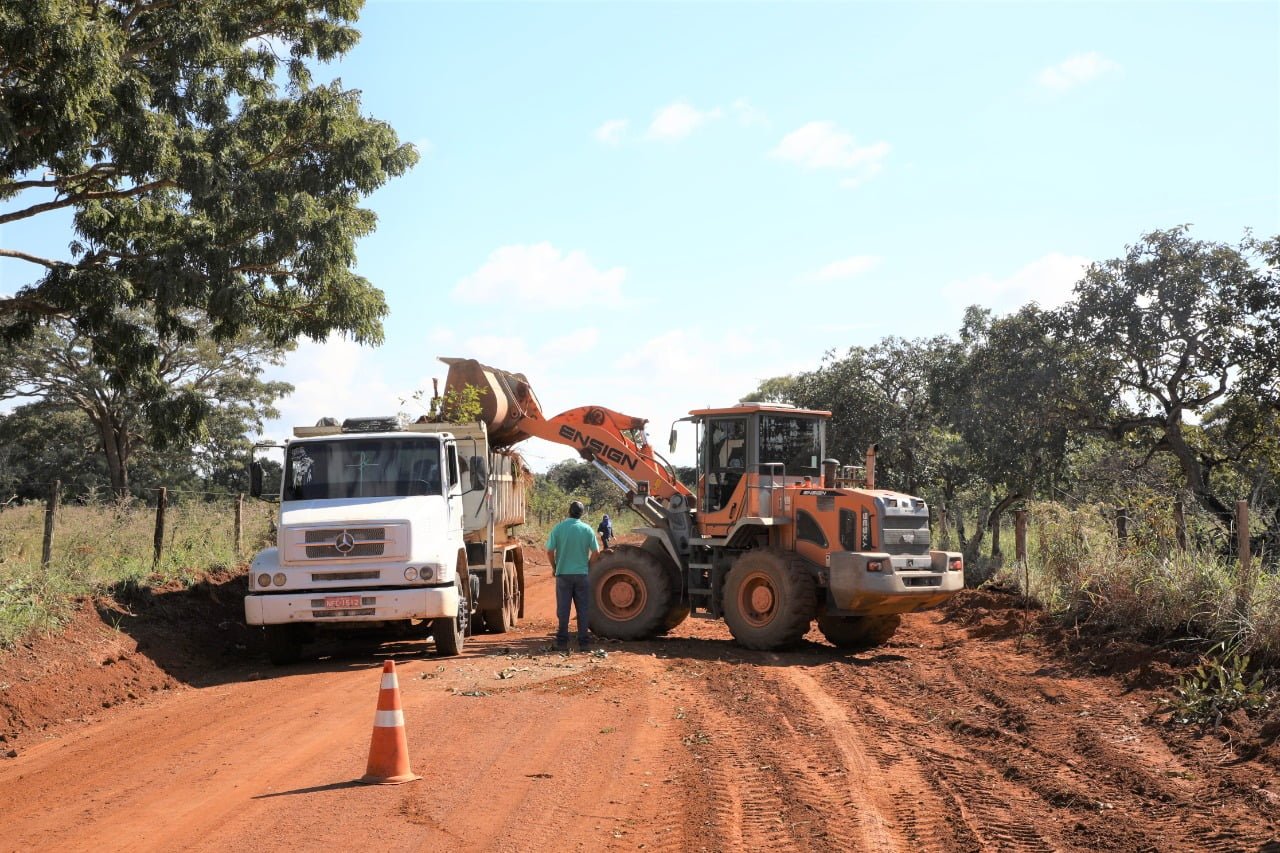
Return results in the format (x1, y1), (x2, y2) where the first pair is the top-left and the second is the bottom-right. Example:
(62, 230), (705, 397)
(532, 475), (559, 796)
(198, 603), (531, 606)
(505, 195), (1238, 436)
(702, 417), (747, 513)
(759, 415), (822, 477)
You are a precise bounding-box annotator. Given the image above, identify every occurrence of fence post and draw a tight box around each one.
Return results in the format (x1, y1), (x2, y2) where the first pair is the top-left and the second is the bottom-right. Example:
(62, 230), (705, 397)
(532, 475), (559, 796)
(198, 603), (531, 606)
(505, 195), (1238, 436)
(1015, 510), (1028, 565)
(1237, 500), (1253, 613)
(1116, 507), (1128, 546)
(153, 487), (167, 568)
(235, 493), (244, 559)
(1173, 500), (1187, 551)
(41, 480), (61, 568)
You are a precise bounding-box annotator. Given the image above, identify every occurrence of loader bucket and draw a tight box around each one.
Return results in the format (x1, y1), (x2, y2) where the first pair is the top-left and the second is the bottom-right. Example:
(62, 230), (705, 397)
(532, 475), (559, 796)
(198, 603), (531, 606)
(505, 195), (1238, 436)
(439, 357), (544, 446)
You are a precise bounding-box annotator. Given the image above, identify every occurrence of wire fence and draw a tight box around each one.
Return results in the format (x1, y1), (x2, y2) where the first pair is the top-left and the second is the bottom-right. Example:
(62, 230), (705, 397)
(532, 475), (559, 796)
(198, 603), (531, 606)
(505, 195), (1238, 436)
(0, 480), (276, 580)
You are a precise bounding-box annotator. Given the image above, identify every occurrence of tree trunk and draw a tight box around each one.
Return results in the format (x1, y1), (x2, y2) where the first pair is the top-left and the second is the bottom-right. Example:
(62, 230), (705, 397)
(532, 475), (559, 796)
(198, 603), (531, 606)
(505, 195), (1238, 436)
(1162, 422), (1235, 530)
(987, 492), (1024, 568)
(90, 406), (131, 496)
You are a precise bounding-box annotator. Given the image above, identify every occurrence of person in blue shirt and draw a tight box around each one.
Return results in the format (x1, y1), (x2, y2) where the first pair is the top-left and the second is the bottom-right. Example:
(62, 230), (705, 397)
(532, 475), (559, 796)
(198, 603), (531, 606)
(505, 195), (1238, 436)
(597, 513), (614, 549)
(545, 500), (600, 651)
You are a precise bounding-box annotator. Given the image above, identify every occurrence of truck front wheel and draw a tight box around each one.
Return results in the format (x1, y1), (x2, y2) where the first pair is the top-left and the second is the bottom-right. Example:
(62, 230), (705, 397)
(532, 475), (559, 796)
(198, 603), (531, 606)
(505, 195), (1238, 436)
(589, 546), (673, 640)
(432, 577), (468, 657)
(264, 624), (303, 666)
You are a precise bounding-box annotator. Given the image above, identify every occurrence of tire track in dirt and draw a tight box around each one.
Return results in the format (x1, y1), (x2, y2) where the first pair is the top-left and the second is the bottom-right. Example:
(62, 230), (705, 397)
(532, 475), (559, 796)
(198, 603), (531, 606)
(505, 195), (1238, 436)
(666, 655), (906, 852)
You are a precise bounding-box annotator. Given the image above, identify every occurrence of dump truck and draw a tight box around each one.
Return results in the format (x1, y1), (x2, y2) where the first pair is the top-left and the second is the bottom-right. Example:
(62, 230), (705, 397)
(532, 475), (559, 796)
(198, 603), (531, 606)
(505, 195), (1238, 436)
(245, 417), (527, 664)
(442, 357), (963, 650)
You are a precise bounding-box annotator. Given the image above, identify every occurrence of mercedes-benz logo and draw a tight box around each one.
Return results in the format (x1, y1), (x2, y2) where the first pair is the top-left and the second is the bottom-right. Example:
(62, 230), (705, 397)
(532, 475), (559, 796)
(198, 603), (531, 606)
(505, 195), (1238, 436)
(334, 531), (357, 554)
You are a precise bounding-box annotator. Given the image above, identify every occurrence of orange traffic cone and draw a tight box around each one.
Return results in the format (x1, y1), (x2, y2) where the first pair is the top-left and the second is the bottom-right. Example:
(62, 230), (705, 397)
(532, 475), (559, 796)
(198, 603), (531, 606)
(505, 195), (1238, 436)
(359, 660), (421, 785)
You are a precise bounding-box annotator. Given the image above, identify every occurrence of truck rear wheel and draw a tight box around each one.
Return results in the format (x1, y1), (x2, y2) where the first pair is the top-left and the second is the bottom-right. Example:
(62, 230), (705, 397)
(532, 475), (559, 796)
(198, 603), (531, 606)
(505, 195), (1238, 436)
(723, 550), (817, 650)
(481, 570), (518, 634)
(432, 577), (468, 656)
(817, 613), (901, 648)
(589, 546), (673, 640)
(264, 624), (303, 666)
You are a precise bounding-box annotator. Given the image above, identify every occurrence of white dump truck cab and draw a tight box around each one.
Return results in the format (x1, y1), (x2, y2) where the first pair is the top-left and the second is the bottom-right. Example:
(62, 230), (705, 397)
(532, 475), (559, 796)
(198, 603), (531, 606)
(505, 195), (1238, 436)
(246, 416), (523, 664)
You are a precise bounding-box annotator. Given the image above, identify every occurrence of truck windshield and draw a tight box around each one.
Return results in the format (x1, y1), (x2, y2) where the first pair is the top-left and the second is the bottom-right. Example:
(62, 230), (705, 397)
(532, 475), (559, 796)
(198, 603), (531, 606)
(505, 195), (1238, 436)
(284, 438), (444, 501)
(759, 415), (822, 477)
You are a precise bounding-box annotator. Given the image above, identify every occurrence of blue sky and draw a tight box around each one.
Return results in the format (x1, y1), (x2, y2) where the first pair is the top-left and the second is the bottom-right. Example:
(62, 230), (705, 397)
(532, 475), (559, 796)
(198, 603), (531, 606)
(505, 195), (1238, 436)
(3, 1), (1278, 471)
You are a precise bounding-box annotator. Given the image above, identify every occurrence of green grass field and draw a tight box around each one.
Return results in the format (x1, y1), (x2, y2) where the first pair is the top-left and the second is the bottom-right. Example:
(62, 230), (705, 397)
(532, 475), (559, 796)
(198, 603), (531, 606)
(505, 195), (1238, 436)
(0, 497), (275, 648)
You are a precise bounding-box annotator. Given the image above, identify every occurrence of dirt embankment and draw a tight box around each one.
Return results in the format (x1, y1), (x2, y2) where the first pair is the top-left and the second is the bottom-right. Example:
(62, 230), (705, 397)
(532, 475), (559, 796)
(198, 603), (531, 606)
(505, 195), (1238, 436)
(1, 546), (1278, 852)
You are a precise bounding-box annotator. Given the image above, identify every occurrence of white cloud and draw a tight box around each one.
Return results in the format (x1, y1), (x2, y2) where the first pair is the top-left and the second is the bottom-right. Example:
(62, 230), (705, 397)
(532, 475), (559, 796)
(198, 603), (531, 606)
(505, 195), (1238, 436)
(770, 121), (890, 188)
(452, 243), (626, 308)
(731, 97), (769, 127)
(263, 336), (401, 438)
(1037, 52), (1121, 92)
(646, 100), (723, 141)
(813, 255), (881, 281)
(943, 252), (1090, 314)
(414, 136), (434, 156)
(593, 119), (628, 145)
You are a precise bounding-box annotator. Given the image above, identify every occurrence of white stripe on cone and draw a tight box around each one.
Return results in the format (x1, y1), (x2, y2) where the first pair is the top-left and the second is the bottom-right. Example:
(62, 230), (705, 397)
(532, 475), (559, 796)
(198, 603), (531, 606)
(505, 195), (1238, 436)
(380, 674), (399, 690)
(374, 709), (405, 728)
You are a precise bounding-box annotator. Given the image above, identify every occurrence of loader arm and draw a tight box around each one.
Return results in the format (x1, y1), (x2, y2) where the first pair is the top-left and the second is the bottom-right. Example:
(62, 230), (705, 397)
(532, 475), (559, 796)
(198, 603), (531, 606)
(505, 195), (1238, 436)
(439, 357), (693, 506)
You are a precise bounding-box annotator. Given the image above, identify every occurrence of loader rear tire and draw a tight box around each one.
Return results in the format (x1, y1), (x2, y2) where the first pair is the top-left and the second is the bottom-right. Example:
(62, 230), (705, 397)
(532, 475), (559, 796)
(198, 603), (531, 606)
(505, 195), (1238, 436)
(724, 550), (817, 650)
(589, 546), (673, 640)
(817, 613), (901, 648)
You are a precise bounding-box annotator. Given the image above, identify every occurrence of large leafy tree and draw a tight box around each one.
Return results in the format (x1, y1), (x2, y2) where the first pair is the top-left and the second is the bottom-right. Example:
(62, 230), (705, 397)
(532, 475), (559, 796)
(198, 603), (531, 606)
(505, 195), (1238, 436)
(1053, 227), (1280, 532)
(0, 315), (293, 493)
(0, 0), (415, 427)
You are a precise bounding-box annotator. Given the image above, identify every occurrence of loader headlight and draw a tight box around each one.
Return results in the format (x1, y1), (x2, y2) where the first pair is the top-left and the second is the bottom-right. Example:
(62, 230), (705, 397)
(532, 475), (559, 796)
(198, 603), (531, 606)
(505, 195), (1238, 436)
(866, 560), (883, 572)
(948, 558), (963, 572)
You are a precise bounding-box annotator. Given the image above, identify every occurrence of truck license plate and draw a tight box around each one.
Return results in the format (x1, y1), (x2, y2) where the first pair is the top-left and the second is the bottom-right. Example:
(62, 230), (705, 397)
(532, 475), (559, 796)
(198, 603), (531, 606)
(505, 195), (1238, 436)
(325, 595), (362, 609)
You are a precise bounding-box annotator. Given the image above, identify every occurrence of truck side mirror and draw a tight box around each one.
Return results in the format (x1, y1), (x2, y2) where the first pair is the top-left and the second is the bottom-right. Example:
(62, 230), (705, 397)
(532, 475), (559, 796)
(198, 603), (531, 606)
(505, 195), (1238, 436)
(250, 460), (264, 498)
(470, 455), (488, 490)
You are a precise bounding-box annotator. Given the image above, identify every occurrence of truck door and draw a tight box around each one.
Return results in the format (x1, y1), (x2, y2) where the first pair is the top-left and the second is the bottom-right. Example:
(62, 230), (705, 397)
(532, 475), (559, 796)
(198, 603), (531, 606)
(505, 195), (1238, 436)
(445, 441), (464, 521)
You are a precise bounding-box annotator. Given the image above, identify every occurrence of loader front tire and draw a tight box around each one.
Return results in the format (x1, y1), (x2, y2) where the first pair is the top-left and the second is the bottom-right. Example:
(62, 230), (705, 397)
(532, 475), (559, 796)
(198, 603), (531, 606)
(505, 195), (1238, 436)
(817, 613), (901, 648)
(589, 546), (673, 640)
(724, 550), (817, 650)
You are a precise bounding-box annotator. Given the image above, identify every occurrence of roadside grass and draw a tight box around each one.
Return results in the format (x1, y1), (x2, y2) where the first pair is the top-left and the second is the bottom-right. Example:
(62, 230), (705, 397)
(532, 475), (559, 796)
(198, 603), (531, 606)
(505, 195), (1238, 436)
(0, 498), (274, 649)
(992, 501), (1280, 668)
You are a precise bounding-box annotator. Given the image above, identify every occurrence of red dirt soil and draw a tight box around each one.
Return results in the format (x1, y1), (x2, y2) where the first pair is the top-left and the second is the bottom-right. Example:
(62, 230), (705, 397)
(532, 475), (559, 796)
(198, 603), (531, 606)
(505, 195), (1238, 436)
(2, 543), (1278, 852)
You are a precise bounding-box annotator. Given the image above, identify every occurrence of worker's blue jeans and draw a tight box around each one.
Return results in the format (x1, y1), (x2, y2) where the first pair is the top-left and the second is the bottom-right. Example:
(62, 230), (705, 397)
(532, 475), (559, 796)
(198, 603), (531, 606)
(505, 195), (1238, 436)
(555, 574), (590, 645)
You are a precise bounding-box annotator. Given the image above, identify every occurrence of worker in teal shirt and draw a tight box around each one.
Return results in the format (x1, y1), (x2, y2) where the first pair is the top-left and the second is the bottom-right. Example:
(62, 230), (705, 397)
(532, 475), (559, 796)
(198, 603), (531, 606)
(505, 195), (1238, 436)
(545, 500), (600, 651)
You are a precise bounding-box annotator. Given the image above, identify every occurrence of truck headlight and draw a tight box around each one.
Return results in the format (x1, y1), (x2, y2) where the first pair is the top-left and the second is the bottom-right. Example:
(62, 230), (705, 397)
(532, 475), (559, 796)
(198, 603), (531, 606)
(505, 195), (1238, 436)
(256, 573), (271, 588)
(273, 572), (286, 587)
(419, 564), (437, 581)
(404, 567), (418, 581)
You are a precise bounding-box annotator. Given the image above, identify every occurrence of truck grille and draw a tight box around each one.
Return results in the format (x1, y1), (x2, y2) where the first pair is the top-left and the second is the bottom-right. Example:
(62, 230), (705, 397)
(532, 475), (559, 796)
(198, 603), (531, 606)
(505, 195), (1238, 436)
(311, 571), (381, 582)
(303, 527), (388, 559)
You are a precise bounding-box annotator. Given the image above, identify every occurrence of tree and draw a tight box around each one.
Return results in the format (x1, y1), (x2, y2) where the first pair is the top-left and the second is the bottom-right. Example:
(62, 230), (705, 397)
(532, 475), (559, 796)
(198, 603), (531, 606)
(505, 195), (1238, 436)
(937, 306), (1074, 564)
(0, 401), (108, 499)
(0, 1), (416, 427)
(0, 314), (293, 493)
(1054, 227), (1280, 532)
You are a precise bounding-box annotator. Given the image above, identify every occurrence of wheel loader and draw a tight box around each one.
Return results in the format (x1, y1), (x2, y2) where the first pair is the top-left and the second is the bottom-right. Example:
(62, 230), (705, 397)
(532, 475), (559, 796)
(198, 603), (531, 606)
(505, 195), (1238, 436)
(441, 357), (963, 650)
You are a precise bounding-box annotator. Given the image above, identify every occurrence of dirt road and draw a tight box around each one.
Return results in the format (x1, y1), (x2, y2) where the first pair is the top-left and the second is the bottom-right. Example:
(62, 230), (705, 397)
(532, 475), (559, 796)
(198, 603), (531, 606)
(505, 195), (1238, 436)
(2, 548), (1277, 852)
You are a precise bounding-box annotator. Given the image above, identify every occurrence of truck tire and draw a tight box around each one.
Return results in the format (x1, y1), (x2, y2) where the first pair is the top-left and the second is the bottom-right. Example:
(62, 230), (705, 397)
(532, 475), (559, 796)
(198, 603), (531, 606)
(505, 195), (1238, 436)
(817, 613), (901, 648)
(432, 577), (468, 657)
(723, 550), (817, 650)
(264, 624), (303, 666)
(481, 570), (518, 635)
(589, 546), (673, 640)
(640, 537), (689, 634)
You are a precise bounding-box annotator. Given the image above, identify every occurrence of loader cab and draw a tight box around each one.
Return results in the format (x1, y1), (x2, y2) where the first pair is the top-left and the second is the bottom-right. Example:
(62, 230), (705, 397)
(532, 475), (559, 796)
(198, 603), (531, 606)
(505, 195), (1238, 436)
(691, 404), (830, 531)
